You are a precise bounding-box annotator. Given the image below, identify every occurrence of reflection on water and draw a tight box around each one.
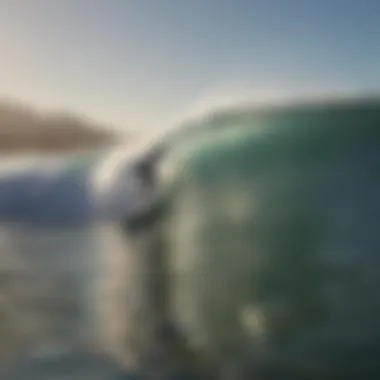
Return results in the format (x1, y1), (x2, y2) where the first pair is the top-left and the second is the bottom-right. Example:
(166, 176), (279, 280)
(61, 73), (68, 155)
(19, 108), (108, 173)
(0, 222), (128, 363)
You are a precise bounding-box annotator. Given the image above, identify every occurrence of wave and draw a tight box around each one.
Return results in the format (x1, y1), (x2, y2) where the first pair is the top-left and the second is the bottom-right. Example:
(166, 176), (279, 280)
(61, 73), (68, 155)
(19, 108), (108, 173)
(0, 94), (378, 225)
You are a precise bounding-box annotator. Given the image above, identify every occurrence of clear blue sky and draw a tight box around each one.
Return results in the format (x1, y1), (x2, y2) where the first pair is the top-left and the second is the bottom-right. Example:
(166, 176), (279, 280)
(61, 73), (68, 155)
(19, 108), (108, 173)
(0, 0), (379, 131)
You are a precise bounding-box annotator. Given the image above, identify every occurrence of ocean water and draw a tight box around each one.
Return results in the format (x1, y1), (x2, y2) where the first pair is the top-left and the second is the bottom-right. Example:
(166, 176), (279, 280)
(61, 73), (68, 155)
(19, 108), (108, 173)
(0, 142), (170, 378)
(165, 98), (380, 378)
(1, 98), (380, 379)
(0, 222), (132, 379)
(0, 153), (140, 378)
(0, 224), (120, 346)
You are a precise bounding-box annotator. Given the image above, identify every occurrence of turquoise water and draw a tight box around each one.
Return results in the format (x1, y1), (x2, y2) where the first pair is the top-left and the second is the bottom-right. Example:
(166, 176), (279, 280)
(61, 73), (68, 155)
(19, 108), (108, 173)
(165, 98), (380, 377)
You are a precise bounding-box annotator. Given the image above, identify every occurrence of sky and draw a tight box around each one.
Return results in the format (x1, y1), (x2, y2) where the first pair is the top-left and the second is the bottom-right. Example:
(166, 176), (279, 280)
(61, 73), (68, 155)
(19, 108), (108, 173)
(0, 0), (379, 132)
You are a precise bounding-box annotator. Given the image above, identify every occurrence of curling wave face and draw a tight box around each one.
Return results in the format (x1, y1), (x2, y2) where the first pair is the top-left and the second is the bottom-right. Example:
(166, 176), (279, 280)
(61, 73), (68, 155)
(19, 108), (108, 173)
(164, 97), (380, 379)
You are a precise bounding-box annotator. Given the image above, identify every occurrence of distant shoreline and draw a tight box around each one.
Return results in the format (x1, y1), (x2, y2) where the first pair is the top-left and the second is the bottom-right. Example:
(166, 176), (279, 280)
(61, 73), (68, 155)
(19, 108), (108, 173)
(0, 99), (119, 153)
